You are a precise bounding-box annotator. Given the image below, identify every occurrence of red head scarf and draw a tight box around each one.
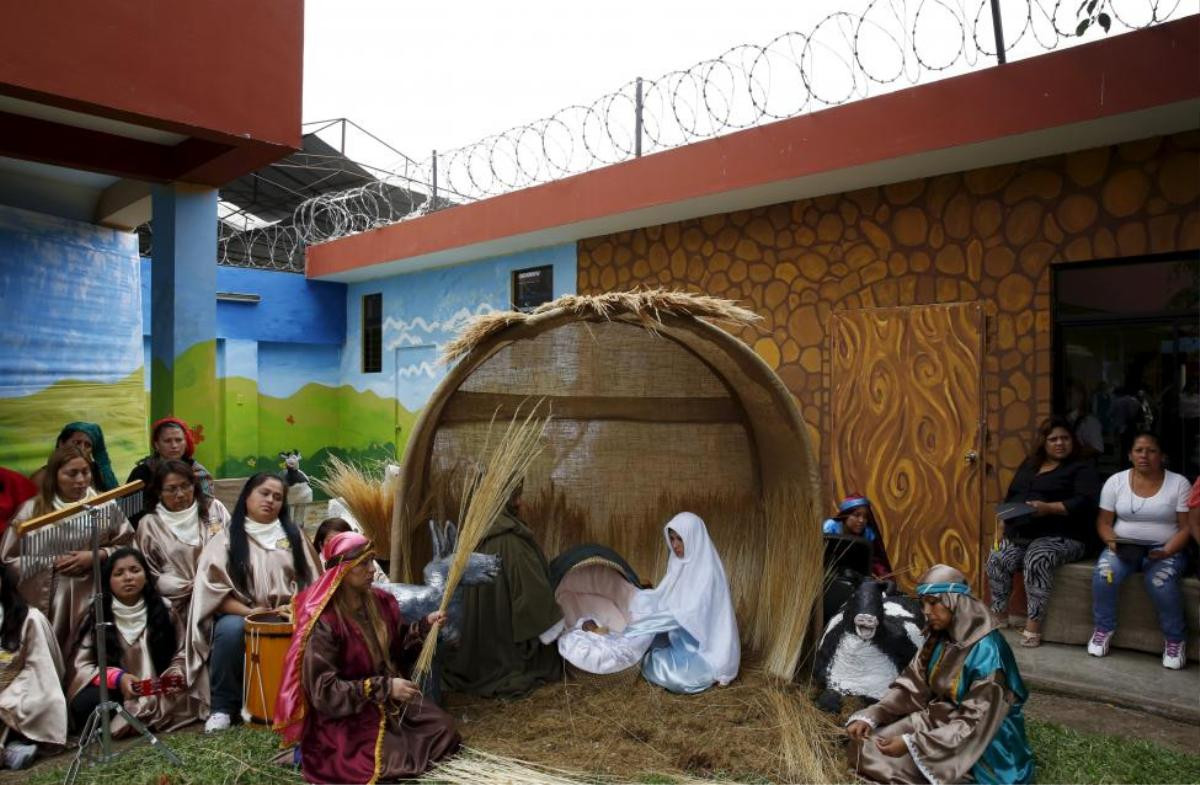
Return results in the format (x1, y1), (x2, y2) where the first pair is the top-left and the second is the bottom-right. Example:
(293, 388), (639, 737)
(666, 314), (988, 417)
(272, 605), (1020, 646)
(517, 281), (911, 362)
(274, 531), (373, 742)
(151, 417), (196, 460)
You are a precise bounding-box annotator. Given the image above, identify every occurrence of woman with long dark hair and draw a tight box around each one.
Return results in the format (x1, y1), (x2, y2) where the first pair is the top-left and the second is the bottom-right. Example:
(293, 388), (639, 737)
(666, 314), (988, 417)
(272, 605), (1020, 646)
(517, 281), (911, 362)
(186, 473), (319, 733)
(274, 532), (459, 782)
(135, 460), (229, 618)
(0, 565), (66, 770)
(985, 416), (1099, 648)
(67, 548), (196, 733)
(1, 445), (134, 653)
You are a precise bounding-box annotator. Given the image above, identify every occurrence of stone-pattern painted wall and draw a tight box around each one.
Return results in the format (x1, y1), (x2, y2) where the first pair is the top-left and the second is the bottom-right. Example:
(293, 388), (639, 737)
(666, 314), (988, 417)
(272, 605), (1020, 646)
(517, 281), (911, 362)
(578, 132), (1200, 544)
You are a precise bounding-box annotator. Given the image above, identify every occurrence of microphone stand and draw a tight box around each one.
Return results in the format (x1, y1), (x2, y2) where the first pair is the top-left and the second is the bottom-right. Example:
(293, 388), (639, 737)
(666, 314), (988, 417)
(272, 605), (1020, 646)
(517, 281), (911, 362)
(65, 502), (181, 785)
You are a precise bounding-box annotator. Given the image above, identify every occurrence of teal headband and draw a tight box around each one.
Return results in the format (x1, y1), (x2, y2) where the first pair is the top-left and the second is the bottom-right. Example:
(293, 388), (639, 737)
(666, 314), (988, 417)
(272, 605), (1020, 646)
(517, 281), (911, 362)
(916, 582), (970, 596)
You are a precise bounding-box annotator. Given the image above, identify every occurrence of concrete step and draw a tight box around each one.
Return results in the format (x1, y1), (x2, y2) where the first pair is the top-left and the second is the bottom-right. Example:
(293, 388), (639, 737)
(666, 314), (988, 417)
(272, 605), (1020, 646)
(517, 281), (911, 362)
(1002, 628), (1200, 724)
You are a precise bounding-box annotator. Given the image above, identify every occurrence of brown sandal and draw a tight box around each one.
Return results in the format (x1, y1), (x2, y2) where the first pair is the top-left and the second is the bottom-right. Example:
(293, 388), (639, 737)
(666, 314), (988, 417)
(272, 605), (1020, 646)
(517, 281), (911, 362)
(1020, 630), (1042, 648)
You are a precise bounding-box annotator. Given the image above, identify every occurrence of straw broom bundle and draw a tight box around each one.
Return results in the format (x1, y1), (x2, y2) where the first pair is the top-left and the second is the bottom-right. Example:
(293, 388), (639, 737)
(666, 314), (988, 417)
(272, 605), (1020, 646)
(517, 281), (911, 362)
(410, 403), (550, 684)
(313, 455), (397, 546)
(419, 747), (588, 785)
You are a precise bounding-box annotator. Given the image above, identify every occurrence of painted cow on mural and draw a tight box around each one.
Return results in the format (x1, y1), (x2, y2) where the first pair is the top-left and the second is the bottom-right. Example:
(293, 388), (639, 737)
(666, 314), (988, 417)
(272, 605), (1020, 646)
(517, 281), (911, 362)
(813, 579), (926, 713)
(278, 450), (313, 505)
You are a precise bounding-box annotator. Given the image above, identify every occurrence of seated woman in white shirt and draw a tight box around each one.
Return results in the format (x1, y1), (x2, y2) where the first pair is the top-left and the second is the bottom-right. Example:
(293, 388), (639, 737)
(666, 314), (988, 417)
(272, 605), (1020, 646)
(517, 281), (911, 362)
(1089, 432), (1192, 670)
(622, 512), (740, 693)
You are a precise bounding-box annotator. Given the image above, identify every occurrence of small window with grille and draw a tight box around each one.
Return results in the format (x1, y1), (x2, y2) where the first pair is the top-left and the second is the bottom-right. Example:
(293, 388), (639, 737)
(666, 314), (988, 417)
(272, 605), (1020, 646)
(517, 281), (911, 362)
(362, 293), (382, 373)
(511, 265), (554, 312)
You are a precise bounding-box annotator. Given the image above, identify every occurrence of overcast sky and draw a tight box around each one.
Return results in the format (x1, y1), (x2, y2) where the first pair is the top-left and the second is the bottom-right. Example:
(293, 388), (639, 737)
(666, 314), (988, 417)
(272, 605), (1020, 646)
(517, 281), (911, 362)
(303, 1), (830, 166)
(301, 0), (1196, 174)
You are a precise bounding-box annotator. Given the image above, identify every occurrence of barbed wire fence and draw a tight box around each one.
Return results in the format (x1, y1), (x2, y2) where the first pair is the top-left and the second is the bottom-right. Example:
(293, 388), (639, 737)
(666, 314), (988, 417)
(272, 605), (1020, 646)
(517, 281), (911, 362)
(213, 0), (1191, 273)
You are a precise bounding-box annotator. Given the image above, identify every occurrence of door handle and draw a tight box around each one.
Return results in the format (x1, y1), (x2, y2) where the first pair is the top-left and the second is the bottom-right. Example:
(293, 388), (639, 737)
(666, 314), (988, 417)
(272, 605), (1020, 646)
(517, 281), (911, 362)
(964, 450), (979, 464)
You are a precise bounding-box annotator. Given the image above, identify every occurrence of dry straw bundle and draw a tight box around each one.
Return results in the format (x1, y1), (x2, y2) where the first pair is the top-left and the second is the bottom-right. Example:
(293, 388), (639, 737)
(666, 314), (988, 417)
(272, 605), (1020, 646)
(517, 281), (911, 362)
(313, 456), (397, 546)
(440, 288), (761, 363)
(419, 747), (592, 785)
(410, 403), (550, 683)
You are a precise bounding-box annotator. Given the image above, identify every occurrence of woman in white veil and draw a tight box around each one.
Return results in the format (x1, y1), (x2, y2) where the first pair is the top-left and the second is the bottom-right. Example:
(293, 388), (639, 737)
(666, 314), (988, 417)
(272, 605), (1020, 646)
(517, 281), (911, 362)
(623, 512), (740, 693)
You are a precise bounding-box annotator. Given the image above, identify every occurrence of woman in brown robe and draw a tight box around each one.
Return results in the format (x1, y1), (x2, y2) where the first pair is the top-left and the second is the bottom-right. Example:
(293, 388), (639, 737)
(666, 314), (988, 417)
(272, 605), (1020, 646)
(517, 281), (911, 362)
(1, 445), (134, 655)
(186, 473), (318, 732)
(134, 460), (229, 618)
(0, 565), (66, 770)
(68, 548), (198, 733)
(846, 564), (1034, 784)
(275, 531), (459, 784)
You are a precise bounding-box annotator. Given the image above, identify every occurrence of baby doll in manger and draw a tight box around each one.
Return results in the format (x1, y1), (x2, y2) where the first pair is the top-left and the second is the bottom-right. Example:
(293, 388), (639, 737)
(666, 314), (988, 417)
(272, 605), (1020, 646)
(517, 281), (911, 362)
(552, 513), (740, 693)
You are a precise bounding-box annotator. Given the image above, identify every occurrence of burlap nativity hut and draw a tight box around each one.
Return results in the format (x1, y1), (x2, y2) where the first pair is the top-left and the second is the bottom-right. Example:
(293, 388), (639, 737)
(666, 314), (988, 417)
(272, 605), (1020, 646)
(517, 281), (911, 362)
(391, 291), (823, 678)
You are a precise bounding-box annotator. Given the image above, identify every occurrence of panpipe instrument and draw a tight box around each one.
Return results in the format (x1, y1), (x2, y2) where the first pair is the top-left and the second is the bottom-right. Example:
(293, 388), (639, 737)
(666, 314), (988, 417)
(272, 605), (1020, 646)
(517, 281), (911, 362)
(16, 481), (144, 574)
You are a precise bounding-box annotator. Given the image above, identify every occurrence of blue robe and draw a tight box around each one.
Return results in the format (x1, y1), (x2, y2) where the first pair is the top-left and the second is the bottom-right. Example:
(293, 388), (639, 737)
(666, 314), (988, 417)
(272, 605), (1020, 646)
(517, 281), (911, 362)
(850, 629), (1034, 784)
(623, 611), (715, 694)
(928, 631), (1034, 784)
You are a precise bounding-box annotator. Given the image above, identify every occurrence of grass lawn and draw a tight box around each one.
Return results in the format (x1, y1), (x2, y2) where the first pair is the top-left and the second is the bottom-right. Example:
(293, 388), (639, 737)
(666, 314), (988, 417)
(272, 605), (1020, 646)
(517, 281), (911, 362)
(23, 717), (1200, 784)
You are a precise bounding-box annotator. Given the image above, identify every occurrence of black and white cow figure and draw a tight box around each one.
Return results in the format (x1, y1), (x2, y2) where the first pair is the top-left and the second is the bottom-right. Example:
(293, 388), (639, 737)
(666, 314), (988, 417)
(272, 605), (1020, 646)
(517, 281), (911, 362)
(279, 450), (313, 505)
(813, 579), (925, 714)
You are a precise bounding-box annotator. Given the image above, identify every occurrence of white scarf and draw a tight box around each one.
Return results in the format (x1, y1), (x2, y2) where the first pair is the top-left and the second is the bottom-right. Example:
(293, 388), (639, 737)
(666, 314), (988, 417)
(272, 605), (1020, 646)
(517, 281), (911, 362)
(244, 519), (285, 550)
(53, 486), (98, 510)
(155, 501), (201, 546)
(631, 512), (741, 685)
(111, 597), (147, 647)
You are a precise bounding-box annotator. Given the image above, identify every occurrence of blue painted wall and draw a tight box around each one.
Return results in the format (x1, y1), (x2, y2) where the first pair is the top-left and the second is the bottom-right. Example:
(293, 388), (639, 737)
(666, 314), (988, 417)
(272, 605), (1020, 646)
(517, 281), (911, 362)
(342, 243), (577, 414)
(0, 205), (146, 474)
(139, 259), (346, 345)
(258, 342), (342, 399)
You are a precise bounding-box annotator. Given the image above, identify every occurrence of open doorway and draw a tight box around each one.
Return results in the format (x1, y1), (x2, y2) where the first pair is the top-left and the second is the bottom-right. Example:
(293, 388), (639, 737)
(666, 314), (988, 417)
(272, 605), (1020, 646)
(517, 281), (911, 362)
(1054, 254), (1199, 479)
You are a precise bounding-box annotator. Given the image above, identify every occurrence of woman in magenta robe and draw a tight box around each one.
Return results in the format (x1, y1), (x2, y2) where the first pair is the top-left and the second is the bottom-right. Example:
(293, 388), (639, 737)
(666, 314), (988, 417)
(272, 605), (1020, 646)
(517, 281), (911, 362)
(275, 532), (459, 784)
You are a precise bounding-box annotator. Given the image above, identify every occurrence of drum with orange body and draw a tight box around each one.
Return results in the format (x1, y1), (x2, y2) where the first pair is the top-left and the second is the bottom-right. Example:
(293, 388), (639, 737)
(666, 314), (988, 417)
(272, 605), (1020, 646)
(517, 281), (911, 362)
(243, 611), (293, 724)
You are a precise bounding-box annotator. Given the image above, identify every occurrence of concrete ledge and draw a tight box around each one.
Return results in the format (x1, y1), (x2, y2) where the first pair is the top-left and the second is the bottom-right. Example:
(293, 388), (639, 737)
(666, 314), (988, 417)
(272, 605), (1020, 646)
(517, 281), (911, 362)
(211, 477), (246, 512)
(1040, 562), (1200, 661)
(1003, 629), (1200, 725)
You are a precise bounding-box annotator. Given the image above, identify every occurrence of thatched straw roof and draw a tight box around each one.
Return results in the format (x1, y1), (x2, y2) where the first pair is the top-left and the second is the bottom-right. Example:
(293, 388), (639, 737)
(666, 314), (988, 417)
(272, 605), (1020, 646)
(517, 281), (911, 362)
(442, 289), (761, 362)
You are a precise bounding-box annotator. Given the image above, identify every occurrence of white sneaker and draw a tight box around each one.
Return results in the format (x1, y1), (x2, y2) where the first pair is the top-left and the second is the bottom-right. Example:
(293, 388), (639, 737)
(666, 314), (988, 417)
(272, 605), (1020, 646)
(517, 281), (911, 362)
(204, 712), (232, 733)
(1087, 628), (1113, 657)
(1162, 640), (1186, 670)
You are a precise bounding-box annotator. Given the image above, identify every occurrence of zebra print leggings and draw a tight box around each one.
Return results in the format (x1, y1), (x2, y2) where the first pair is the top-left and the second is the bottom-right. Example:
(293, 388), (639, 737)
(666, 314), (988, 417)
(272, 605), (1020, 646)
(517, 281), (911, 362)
(985, 536), (1086, 622)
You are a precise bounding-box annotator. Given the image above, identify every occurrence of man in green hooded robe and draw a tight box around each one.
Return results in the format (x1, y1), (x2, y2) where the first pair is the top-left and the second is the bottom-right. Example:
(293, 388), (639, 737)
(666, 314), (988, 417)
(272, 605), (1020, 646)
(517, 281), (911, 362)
(441, 482), (562, 697)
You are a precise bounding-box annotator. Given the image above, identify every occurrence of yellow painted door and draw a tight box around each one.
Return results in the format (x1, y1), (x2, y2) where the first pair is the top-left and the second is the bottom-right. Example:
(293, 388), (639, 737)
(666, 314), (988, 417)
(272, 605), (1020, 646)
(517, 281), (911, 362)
(831, 303), (985, 591)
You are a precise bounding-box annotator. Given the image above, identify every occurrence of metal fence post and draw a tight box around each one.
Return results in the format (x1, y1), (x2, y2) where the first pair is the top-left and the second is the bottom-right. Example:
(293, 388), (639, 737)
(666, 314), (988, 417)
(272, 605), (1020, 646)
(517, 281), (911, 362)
(990, 0), (1007, 64)
(431, 149), (438, 207)
(635, 77), (644, 158)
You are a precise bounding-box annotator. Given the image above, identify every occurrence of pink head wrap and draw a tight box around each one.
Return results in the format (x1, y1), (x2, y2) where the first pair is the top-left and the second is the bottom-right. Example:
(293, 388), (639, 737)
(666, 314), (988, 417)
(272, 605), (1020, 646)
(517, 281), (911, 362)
(273, 531), (373, 742)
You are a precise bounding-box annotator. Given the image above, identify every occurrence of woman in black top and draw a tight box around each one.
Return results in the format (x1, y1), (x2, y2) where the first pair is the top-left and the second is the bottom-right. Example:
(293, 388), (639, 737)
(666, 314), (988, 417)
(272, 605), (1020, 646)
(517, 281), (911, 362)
(985, 416), (1100, 647)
